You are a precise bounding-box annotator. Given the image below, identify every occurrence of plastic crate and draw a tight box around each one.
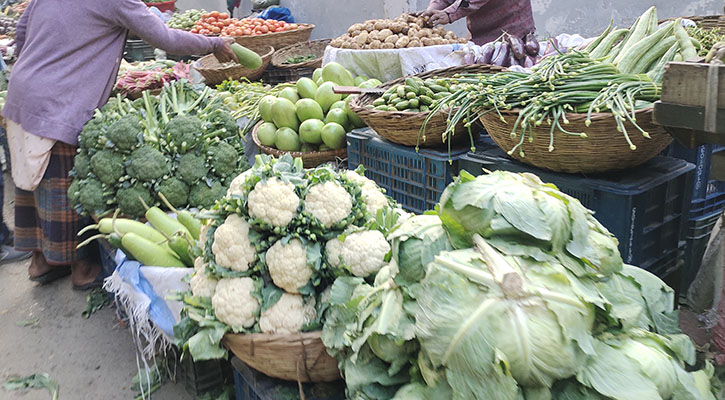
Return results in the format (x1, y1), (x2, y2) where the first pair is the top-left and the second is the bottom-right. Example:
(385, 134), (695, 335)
(457, 148), (695, 271)
(663, 142), (725, 217)
(124, 39), (156, 62)
(346, 128), (497, 214)
(232, 357), (345, 400)
(682, 211), (723, 292)
(181, 355), (232, 397)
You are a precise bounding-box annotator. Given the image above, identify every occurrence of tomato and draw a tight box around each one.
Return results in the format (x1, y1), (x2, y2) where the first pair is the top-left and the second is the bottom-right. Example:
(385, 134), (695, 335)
(211, 26), (221, 33)
(220, 12), (229, 19)
(210, 11), (220, 18)
(222, 19), (231, 26)
(289, 23), (298, 29)
(259, 25), (269, 34)
(207, 17), (217, 23)
(190, 28), (199, 34)
(243, 29), (252, 36)
(200, 29), (210, 35)
(274, 27), (284, 32)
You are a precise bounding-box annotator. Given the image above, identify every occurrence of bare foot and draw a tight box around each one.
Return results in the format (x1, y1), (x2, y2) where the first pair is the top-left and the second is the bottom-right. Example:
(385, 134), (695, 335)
(71, 258), (102, 288)
(28, 251), (52, 278)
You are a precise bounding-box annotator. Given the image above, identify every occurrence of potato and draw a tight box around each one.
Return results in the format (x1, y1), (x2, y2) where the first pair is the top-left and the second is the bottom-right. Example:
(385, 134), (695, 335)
(432, 38), (445, 45)
(384, 35), (397, 45)
(433, 27), (446, 36)
(331, 38), (344, 47)
(445, 32), (455, 39)
(458, 38), (468, 44)
(381, 42), (395, 49)
(421, 37), (433, 46)
(364, 23), (374, 32)
(416, 19), (425, 28)
(369, 39), (382, 49)
(348, 23), (363, 34)
(379, 28), (393, 40)
(395, 36), (410, 49)
(356, 32), (370, 45)
(408, 28), (419, 37)
(407, 39), (421, 48)
(391, 23), (405, 34)
(401, 26), (409, 35)
(350, 42), (362, 49)
(373, 21), (385, 31)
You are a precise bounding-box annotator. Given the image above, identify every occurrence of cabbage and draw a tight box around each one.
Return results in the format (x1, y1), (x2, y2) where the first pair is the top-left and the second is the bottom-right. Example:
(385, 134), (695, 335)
(387, 214), (452, 285)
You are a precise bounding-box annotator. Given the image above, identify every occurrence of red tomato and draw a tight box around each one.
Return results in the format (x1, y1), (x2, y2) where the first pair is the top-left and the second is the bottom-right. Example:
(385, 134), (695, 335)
(259, 25), (269, 34)
(190, 28), (199, 34)
(243, 29), (252, 36)
(210, 11), (220, 18)
(289, 23), (298, 29)
(211, 26), (221, 33)
(219, 12), (229, 19)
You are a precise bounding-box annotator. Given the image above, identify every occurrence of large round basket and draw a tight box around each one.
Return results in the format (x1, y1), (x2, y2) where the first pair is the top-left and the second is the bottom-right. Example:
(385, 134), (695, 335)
(195, 45), (274, 86)
(271, 39), (331, 70)
(233, 24), (314, 51)
(480, 107), (673, 174)
(222, 331), (340, 382)
(350, 64), (504, 147)
(252, 122), (346, 168)
(659, 14), (724, 30)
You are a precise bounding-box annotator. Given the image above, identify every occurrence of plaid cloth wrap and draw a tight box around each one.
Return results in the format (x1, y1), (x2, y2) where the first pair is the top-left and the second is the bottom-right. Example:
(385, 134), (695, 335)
(15, 142), (91, 264)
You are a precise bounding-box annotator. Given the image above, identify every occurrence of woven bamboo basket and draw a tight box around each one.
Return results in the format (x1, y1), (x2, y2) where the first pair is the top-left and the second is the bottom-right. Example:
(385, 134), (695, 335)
(222, 331), (340, 382)
(659, 14), (724, 30)
(233, 24), (314, 51)
(195, 44), (274, 85)
(252, 122), (346, 168)
(271, 39), (331, 70)
(349, 64), (504, 147)
(481, 107), (672, 174)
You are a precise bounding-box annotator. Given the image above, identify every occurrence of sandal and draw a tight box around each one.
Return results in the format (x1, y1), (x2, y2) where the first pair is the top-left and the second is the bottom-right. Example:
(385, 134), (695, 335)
(29, 266), (71, 285)
(72, 273), (105, 291)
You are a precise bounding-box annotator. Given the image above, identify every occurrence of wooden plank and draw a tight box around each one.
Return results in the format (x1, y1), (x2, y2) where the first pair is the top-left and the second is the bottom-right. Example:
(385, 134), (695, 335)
(660, 62), (725, 107)
(653, 102), (725, 133)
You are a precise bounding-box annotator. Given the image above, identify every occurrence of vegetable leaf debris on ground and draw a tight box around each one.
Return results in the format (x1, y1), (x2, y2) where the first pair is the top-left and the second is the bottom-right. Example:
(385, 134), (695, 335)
(3, 373), (59, 400)
(82, 288), (111, 319)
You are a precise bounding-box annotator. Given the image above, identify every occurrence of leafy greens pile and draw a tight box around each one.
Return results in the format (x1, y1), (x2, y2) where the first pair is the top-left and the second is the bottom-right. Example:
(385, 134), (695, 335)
(322, 170), (718, 400)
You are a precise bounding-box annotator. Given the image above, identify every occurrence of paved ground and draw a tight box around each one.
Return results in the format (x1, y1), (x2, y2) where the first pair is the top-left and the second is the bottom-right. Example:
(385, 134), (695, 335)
(0, 174), (189, 400)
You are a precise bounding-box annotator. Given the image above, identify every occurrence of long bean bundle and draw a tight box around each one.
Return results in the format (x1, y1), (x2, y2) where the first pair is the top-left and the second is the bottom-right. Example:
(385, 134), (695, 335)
(423, 51), (661, 157)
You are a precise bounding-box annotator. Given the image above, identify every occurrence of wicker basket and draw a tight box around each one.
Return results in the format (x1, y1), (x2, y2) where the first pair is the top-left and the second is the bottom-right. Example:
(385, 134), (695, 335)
(349, 64), (504, 147)
(659, 14), (724, 30)
(480, 107), (673, 174)
(222, 331), (340, 383)
(194, 45), (274, 85)
(233, 24), (315, 51)
(252, 122), (346, 168)
(271, 39), (331, 70)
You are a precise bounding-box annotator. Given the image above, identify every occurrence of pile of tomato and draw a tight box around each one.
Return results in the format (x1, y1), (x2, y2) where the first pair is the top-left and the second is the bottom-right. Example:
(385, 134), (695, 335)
(191, 11), (300, 36)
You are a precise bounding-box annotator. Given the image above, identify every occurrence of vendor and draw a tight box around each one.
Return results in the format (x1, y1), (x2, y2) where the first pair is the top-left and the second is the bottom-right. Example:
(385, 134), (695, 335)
(2, 0), (235, 289)
(420, 0), (535, 45)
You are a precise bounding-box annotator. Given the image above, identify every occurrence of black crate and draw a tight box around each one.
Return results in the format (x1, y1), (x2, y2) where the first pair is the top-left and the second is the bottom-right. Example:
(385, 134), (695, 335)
(457, 148), (696, 273)
(180, 354), (233, 398)
(663, 142), (725, 218)
(681, 211), (723, 293)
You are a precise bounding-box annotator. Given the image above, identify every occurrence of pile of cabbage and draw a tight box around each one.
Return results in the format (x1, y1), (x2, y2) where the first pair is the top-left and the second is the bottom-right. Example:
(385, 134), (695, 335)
(322, 170), (719, 400)
(174, 155), (406, 361)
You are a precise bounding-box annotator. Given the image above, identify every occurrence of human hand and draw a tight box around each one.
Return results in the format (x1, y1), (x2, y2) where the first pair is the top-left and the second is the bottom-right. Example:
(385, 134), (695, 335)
(214, 37), (236, 63)
(427, 10), (451, 26)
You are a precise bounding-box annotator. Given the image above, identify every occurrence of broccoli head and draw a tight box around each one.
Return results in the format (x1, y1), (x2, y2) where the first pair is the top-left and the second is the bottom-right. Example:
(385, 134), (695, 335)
(117, 184), (153, 217)
(73, 151), (91, 179)
(188, 180), (226, 209)
(210, 110), (239, 139)
(90, 149), (125, 186)
(79, 119), (106, 150)
(78, 177), (108, 215)
(157, 177), (189, 209)
(208, 141), (239, 178)
(165, 115), (203, 153)
(67, 179), (82, 207)
(106, 114), (143, 152)
(177, 152), (209, 185)
(127, 146), (169, 182)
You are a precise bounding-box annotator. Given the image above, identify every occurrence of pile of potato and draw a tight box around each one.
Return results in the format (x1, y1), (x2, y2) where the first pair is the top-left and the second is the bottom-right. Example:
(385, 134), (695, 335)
(330, 14), (467, 50)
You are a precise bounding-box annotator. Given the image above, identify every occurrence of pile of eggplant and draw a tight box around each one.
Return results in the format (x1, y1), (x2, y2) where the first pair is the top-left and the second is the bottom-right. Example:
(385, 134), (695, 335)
(478, 32), (539, 67)
(0, 16), (16, 36)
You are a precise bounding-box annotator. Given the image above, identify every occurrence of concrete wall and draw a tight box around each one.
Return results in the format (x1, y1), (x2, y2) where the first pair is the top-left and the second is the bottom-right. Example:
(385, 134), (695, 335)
(177, 0), (724, 40)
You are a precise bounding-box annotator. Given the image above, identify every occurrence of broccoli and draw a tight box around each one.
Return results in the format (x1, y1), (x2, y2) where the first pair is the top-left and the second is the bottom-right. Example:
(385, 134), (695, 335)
(157, 177), (189, 209)
(117, 184), (153, 217)
(73, 151), (91, 178)
(90, 149), (125, 186)
(67, 179), (82, 206)
(188, 180), (226, 209)
(78, 177), (108, 215)
(165, 115), (203, 153)
(127, 146), (169, 182)
(208, 141), (239, 178)
(210, 110), (239, 139)
(177, 152), (209, 185)
(106, 114), (143, 152)
(79, 119), (105, 150)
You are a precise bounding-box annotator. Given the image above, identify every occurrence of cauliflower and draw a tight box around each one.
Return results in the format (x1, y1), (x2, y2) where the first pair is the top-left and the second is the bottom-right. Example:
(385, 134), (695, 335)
(193, 256), (206, 271)
(344, 170), (388, 215)
(247, 177), (300, 227)
(326, 230), (390, 277)
(211, 214), (256, 272)
(226, 169), (252, 197)
(212, 277), (260, 329)
(265, 238), (313, 293)
(304, 181), (353, 228)
(259, 293), (316, 334)
(190, 268), (218, 298)
(199, 221), (212, 252)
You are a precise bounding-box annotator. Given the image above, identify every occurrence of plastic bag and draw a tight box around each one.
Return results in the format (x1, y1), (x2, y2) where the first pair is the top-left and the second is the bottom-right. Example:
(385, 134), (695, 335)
(259, 6), (294, 23)
(251, 0), (280, 10)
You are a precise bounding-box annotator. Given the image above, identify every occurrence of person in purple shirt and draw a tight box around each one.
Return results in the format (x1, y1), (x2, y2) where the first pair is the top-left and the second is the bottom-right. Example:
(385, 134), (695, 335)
(2, 0), (234, 289)
(420, 0), (535, 45)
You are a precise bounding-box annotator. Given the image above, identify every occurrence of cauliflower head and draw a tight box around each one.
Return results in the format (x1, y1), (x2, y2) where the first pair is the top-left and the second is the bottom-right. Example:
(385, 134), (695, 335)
(190, 268), (218, 298)
(266, 238), (313, 294)
(327, 230), (390, 277)
(199, 221), (212, 252)
(247, 177), (300, 228)
(211, 214), (256, 272)
(304, 181), (353, 228)
(259, 293), (316, 334)
(226, 169), (252, 197)
(212, 277), (259, 329)
(345, 170), (388, 216)
(194, 256), (206, 272)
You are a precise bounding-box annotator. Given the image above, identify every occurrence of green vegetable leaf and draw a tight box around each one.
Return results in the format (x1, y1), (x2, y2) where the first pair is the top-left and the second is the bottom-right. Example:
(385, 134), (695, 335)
(3, 374), (59, 400)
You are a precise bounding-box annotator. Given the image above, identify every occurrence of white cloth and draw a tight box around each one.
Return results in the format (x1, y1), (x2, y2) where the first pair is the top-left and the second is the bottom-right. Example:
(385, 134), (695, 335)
(6, 120), (56, 191)
(322, 43), (476, 82)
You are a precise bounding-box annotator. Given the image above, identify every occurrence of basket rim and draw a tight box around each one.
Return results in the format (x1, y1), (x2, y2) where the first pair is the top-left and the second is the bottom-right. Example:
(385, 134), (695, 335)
(228, 23), (315, 40)
(223, 330), (325, 342)
(251, 121), (347, 159)
(194, 45), (274, 72)
(490, 105), (655, 122)
(271, 39), (331, 69)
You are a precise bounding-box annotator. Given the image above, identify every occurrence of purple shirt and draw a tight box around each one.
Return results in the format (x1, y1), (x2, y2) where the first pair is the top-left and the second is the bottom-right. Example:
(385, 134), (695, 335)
(2, 0), (226, 146)
(429, 0), (535, 45)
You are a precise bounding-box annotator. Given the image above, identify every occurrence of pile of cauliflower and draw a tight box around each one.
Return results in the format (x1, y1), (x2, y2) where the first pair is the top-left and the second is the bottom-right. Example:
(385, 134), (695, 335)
(183, 154), (405, 348)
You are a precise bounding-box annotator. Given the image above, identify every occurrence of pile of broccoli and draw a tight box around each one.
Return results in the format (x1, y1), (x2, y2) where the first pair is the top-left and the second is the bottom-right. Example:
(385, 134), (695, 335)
(69, 81), (250, 217)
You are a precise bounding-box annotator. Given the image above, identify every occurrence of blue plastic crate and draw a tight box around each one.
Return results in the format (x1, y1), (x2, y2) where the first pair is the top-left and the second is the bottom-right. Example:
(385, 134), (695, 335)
(457, 148), (695, 272)
(682, 211), (723, 293)
(346, 129), (496, 214)
(232, 358), (344, 400)
(663, 142), (725, 213)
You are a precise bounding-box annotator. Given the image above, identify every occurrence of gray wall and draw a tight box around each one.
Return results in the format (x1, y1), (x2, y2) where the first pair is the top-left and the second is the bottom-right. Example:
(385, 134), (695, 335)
(178, 0), (724, 40)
